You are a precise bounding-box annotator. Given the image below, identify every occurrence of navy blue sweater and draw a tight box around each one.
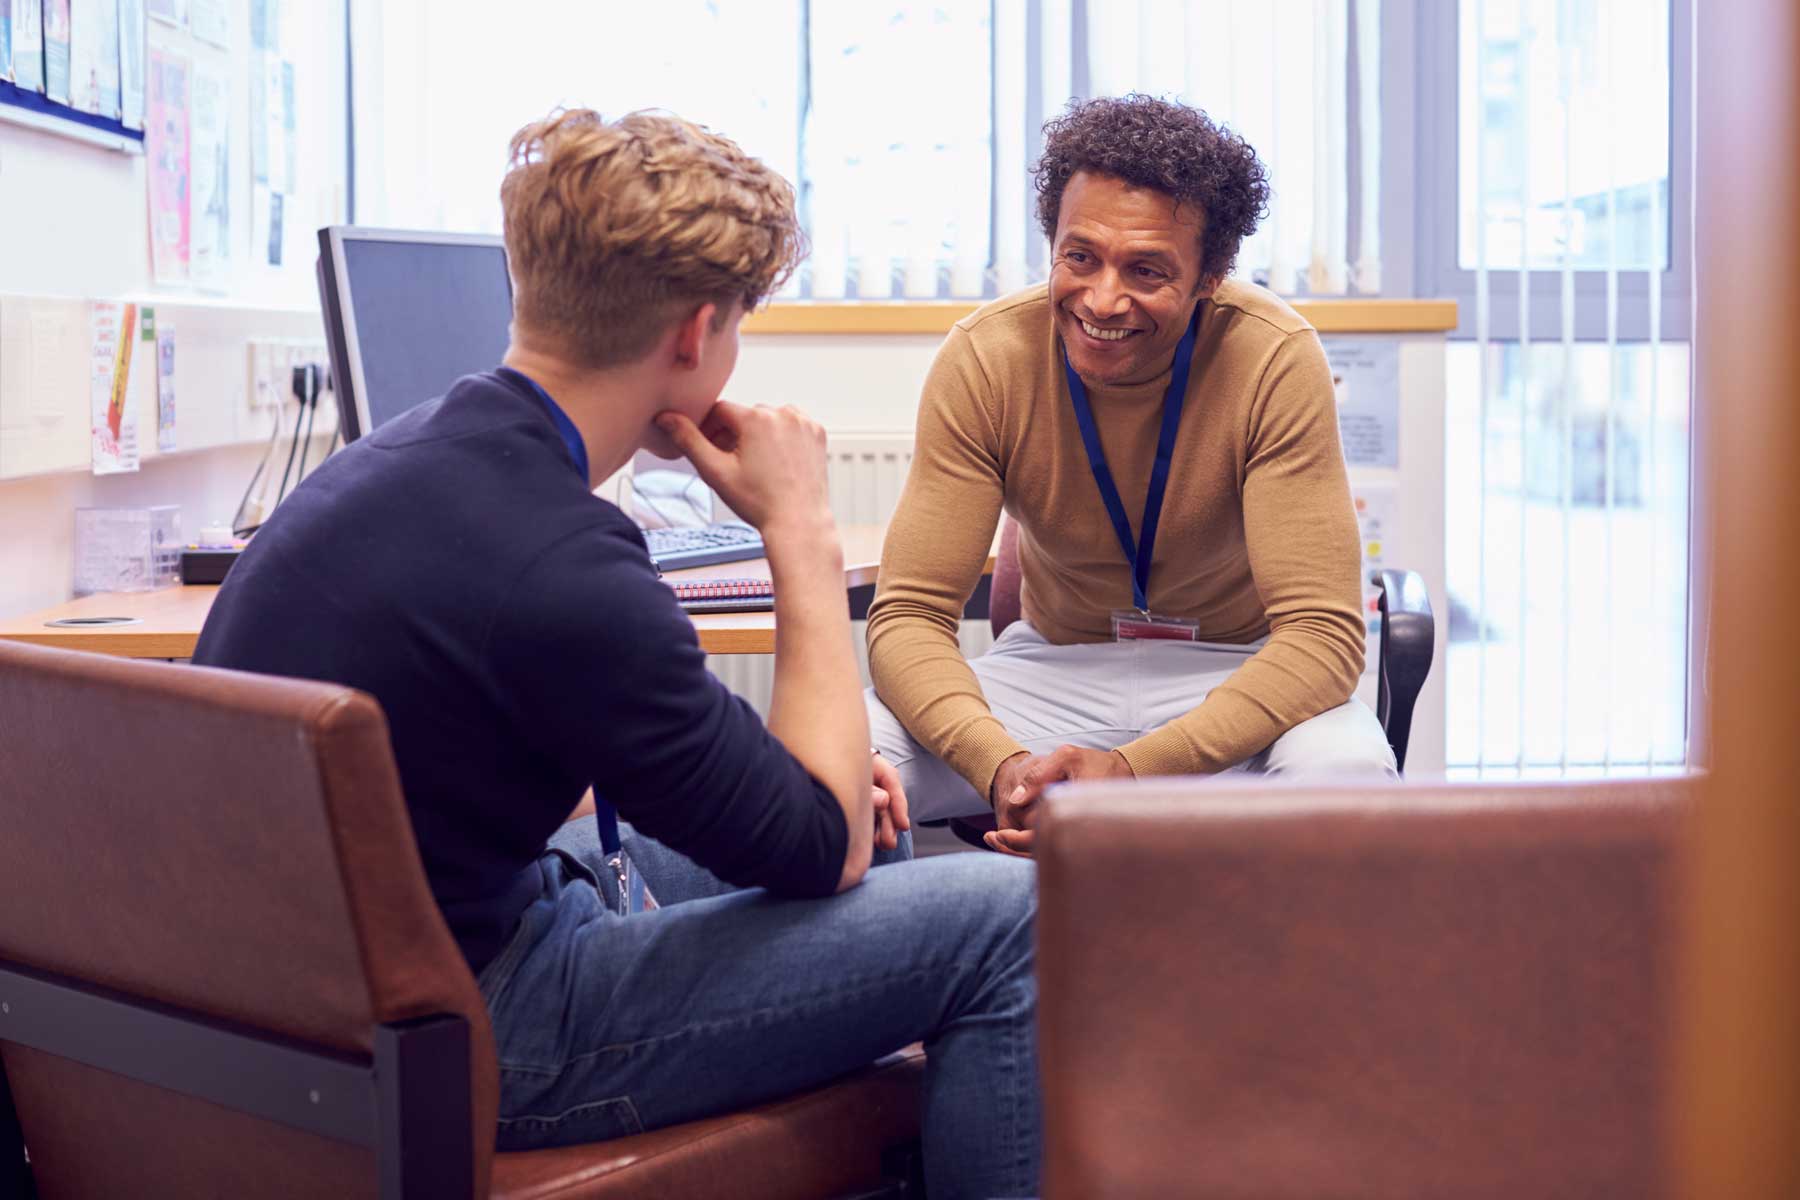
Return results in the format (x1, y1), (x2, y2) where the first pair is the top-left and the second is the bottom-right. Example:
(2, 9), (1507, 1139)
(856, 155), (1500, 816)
(193, 370), (847, 972)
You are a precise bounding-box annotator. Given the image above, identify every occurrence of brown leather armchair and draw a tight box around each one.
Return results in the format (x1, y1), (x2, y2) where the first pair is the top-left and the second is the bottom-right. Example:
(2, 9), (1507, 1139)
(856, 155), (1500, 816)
(0, 640), (923, 1199)
(1033, 775), (1691, 1199)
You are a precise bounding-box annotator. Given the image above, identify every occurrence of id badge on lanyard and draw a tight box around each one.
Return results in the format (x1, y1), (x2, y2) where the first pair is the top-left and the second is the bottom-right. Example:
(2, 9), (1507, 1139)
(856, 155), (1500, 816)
(1111, 610), (1200, 641)
(1063, 308), (1203, 644)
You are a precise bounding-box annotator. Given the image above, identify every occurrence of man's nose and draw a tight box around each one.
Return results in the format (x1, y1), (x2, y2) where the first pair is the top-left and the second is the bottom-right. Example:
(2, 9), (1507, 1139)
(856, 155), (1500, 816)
(1085, 269), (1132, 320)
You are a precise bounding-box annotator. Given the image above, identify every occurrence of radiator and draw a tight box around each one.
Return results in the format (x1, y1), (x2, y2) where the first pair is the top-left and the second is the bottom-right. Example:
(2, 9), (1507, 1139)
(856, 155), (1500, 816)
(708, 434), (996, 715)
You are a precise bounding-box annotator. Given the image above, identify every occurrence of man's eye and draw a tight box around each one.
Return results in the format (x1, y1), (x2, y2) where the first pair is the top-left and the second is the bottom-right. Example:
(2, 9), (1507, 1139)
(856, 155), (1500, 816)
(1135, 266), (1165, 281)
(1064, 250), (1090, 264)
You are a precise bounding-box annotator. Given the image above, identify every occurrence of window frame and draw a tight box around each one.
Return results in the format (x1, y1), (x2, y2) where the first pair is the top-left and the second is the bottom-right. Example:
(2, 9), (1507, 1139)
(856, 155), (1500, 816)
(1408, 0), (1693, 341)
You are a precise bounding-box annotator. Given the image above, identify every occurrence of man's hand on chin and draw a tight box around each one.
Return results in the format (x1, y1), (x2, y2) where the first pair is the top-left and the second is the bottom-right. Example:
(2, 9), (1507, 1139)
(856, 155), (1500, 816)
(984, 746), (1133, 857)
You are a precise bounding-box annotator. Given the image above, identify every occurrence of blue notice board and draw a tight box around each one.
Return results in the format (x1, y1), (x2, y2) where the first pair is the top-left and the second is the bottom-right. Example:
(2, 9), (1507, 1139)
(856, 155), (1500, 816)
(0, 1), (146, 151)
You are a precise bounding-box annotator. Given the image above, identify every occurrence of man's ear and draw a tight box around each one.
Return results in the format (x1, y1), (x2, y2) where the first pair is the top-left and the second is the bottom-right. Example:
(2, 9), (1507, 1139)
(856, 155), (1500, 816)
(1193, 273), (1222, 302)
(671, 302), (718, 370)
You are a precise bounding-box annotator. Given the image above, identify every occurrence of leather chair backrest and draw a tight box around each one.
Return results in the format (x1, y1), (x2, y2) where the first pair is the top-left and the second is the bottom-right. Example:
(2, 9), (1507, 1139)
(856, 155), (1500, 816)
(1035, 775), (1692, 1200)
(0, 640), (498, 1198)
(989, 516), (1023, 638)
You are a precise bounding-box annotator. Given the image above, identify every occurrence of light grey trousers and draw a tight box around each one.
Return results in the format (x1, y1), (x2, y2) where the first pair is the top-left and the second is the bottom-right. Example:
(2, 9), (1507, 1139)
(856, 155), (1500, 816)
(868, 620), (1398, 823)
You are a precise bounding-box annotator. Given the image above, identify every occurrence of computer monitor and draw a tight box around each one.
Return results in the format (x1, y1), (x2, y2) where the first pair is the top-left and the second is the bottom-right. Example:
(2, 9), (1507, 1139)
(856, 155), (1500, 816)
(316, 226), (514, 442)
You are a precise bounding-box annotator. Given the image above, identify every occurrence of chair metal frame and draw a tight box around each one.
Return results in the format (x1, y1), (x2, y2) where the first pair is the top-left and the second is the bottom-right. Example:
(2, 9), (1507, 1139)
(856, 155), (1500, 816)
(0, 956), (472, 1200)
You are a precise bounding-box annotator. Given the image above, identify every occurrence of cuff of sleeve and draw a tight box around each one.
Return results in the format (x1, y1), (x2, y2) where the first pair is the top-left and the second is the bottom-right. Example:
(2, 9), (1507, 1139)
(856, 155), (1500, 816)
(1115, 724), (1205, 778)
(949, 718), (1030, 807)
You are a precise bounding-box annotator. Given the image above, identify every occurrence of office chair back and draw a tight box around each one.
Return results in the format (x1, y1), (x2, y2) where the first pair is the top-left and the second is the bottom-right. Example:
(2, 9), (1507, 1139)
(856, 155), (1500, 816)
(1036, 774), (1692, 1199)
(0, 640), (498, 1199)
(988, 515), (1025, 637)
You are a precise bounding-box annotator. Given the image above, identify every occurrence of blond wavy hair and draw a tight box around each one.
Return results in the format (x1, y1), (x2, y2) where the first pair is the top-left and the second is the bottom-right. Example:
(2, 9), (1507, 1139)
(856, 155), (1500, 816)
(501, 108), (805, 368)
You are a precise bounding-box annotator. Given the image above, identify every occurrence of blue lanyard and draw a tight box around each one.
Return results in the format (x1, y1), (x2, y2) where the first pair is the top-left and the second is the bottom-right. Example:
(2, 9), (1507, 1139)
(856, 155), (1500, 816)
(497, 367), (622, 856)
(1061, 307), (1201, 613)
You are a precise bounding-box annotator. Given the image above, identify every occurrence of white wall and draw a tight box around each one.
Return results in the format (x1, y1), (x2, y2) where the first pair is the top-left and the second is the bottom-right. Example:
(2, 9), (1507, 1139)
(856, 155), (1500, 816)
(0, 0), (345, 619)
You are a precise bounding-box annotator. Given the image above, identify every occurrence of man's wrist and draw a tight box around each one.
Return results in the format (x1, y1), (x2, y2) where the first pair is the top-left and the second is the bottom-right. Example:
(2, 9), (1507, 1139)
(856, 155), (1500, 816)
(759, 507), (838, 551)
(988, 750), (1030, 809)
(760, 514), (844, 586)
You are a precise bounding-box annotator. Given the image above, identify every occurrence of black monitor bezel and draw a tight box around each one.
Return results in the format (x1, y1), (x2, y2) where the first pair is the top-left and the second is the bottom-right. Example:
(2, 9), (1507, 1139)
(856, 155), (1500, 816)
(315, 225), (511, 444)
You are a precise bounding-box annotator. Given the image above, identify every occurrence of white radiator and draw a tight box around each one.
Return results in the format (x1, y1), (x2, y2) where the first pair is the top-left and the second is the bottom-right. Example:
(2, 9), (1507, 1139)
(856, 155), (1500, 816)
(709, 434), (996, 715)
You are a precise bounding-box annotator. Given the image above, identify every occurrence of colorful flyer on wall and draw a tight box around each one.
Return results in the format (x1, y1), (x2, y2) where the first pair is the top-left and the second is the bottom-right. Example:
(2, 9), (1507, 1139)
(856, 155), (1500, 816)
(11, 0), (44, 93)
(118, 0), (145, 128)
(146, 47), (190, 285)
(189, 59), (231, 291)
(1, 1), (13, 84)
(1323, 336), (1403, 469)
(260, 51), (284, 192)
(248, 0), (274, 51)
(188, 0), (224, 47)
(96, 0), (122, 117)
(156, 320), (176, 452)
(90, 301), (141, 475)
(42, 0), (71, 104)
(66, 0), (97, 111)
(1352, 485), (1400, 643)
(280, 58), (295, 193)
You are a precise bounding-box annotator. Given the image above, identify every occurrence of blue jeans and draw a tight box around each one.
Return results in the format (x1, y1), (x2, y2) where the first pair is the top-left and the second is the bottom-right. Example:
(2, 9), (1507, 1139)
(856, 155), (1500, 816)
(477, 820), (1041, 1199)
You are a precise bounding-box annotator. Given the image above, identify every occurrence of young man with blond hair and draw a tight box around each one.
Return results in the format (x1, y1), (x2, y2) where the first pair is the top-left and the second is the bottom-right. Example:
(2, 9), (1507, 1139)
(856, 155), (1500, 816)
(195, 110), (1039, 1198)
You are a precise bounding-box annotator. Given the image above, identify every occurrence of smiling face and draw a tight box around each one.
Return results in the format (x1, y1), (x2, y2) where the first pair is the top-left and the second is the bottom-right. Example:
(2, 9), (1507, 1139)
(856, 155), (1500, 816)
(1049, 171), (1216, 387)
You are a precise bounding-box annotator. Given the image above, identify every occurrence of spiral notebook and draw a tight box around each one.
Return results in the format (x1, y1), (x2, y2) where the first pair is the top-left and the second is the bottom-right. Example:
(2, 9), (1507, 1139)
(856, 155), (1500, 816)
(667, 577), (776, 613)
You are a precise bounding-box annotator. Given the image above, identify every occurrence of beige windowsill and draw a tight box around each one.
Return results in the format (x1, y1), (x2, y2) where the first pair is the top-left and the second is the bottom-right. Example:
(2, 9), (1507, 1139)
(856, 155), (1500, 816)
(743, 298), (1458, 336)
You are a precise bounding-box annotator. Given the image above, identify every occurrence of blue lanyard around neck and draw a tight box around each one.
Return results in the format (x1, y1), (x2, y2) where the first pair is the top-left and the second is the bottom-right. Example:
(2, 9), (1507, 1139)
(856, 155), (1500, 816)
(497, 366), (621, 856)
(1061, 307), (1201, 613)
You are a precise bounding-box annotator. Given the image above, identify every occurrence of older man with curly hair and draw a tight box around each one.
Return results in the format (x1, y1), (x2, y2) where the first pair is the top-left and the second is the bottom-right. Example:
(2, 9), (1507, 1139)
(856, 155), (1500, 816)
(868, 95), (1395, 852)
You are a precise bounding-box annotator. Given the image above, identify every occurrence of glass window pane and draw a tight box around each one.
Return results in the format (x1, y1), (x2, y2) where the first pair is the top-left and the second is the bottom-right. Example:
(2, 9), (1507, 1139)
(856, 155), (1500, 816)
(368, 1), (801, 234)
(804, 2), (992, 297)
(1443, 340), (1691, 769)
(1457, 0), (1670, 271)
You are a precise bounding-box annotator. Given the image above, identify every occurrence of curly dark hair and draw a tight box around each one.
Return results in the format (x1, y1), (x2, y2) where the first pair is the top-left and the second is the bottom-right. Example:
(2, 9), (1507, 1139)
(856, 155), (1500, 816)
(1034, 94), (1270, 284)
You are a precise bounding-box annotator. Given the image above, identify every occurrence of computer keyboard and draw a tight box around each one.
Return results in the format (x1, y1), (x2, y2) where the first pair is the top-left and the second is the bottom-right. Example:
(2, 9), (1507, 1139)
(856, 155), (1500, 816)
(643, 524), (766, 571)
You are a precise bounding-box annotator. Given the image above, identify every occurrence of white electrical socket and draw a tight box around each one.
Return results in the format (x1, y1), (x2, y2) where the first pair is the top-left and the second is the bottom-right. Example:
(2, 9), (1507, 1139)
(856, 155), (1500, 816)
(247, 338), (332, 410)
(246, 339), (278, 410)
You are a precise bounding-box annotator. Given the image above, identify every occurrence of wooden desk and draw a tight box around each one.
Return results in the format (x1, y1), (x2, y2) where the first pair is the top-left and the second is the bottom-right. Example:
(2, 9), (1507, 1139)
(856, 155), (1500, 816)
(0, 523), (992, 659)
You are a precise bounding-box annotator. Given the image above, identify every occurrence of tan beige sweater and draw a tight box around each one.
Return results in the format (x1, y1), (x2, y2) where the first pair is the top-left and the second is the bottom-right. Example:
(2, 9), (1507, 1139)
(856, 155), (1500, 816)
(866, 280), (1365, 796)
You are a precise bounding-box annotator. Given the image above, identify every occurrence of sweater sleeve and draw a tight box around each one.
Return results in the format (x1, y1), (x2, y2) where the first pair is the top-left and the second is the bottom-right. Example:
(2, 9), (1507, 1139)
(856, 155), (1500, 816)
(488, 518), (848, 898)
(1115, 329), (1367, 776)
(866, 326), (1026, 800)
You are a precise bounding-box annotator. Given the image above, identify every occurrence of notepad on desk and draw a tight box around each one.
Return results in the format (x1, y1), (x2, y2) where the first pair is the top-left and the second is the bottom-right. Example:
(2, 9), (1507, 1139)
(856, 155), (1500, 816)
(668, 577), (775, 613)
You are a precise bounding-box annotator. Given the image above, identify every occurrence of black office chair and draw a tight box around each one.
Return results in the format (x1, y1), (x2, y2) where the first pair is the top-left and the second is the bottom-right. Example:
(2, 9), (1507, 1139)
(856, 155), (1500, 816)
(936, 519), (1437, 851)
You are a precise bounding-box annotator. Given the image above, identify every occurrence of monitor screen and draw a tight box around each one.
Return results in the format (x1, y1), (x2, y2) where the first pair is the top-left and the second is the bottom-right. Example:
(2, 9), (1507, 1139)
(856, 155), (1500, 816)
(319, 229), (513, 440)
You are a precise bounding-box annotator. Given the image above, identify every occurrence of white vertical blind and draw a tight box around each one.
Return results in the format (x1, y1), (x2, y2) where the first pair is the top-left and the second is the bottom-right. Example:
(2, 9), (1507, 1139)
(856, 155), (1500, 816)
(1557, 0), (1576, 772)
(1451, 0), (1688, 774)
(993, 0), (1353, 295)
(1602, 0), (1620, 770)
(1474, 0), (1492, 773)
(1514, 0), (1533, 768)
(1307, 0), (1349, 292)
(356, 1), (1366, 302)
(991, 0), (1030, 296)
(1353, 0), (1381, 292)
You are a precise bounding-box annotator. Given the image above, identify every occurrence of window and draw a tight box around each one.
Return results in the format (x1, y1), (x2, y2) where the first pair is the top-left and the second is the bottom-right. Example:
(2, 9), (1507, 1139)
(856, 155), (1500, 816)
(1457, 0), (1670, 271)
(1419, 0), (1694, 774)
(350, 1), (1372, 299)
